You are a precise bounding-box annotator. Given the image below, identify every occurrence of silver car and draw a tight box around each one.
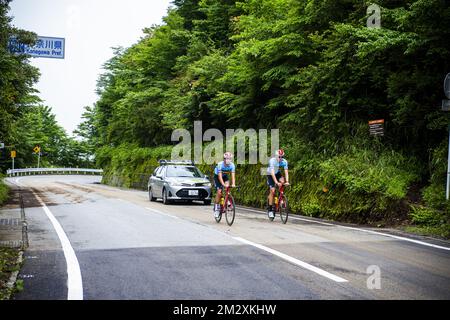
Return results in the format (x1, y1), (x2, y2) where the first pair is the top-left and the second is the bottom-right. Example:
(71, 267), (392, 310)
(147, 160), (212, 205)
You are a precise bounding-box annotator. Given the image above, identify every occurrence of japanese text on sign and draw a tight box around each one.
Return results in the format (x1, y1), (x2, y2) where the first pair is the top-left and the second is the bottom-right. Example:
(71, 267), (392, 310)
(8, 36), (65, 59)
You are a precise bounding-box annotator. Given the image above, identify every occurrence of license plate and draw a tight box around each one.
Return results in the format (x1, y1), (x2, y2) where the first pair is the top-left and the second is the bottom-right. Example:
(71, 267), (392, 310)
(188, 190), (199, 196)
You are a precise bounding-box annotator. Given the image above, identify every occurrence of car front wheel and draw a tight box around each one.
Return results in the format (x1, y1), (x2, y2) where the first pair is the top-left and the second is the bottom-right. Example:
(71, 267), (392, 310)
(162, 188), (171, 205)
(149, 187), (156, 202)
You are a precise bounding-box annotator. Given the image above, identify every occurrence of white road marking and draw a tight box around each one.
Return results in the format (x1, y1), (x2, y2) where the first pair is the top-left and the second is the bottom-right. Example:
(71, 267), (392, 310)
(236, 206), (450, 251)
(33, 192), (83, 300)
(336, 226), (450, 251)
(146, 207), (181, 220)
(233, 237), (348, 283)
(13, 178), (83, 300)
(146, 205), (348, 282)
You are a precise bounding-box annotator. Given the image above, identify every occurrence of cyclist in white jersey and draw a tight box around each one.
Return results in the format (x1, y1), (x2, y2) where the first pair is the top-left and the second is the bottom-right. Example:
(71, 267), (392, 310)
(267, 149), (290, 218)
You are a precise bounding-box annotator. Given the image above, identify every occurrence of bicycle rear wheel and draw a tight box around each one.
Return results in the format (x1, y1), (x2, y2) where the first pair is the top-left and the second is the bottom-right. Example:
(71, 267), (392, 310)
(279, 195), (288, 224)
(225, 195), (236, 226)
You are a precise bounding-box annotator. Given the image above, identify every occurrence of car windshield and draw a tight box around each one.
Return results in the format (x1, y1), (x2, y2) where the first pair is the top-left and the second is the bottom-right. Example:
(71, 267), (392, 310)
(166, 166), (203, 178)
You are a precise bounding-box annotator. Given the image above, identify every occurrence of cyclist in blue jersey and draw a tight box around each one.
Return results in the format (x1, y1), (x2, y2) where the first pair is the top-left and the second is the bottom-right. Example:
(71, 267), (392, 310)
(267, 149), (290, 219)
(213, 152), (236, 218)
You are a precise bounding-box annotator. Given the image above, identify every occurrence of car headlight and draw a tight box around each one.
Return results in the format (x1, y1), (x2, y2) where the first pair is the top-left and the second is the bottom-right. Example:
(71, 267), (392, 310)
(204, 183), (212, 187)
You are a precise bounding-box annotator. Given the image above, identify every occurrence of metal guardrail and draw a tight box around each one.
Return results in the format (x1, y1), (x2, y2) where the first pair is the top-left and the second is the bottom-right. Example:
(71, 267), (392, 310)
(6, 168), (103, 177)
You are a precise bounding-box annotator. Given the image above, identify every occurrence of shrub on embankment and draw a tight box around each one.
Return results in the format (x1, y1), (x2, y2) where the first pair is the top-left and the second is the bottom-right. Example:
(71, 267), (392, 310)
(0, 176), (9, 206)
(96, 144), (173, 190)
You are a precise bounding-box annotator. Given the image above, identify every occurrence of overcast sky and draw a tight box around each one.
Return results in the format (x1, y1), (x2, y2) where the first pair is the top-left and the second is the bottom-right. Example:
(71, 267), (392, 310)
(9, 0), (172, 135)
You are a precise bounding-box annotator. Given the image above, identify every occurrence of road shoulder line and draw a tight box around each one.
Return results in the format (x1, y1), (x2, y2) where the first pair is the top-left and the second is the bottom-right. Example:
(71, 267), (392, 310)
(236, 206), (450, 252)
(233, 236), (348, 283)
(13, 178), (83, 300)
(32, 191), (84, 300)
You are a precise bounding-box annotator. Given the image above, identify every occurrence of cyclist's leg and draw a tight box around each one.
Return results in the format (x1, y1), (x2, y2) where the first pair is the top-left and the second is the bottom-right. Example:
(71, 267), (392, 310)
(267, 175), (276, 215)
(268, 172), (282, 206)
(276, 172), (283, 184)
(268, 187), (276, 205)
(214, 175), (223, 212)
(223, 174), (230, 188)
(222, 175), (230, 203)
(215, 174), (229, 203)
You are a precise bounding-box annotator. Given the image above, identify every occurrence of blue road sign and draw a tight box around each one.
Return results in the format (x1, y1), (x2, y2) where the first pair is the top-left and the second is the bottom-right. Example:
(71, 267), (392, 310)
(8, 36), (65, 59)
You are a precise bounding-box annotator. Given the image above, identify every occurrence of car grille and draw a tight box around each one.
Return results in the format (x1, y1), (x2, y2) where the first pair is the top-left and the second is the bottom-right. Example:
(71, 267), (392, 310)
(181, 183), (208, 187)
(176, 188), (209, 199)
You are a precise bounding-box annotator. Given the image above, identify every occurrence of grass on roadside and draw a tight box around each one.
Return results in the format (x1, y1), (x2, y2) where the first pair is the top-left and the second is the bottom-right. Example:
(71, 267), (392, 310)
(403, 205), (450, 239)
(0, 247), (23, 300)
(403, 225), (450, 240)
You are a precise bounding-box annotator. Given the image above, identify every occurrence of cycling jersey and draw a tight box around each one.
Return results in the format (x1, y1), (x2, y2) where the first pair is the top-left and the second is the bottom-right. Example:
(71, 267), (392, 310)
(267, 157), (288, 175)
(214, 161), (236, 175)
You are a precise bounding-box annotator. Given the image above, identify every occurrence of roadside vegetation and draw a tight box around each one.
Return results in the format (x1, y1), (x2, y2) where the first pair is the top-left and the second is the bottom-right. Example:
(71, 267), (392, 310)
(76, 0), (450, 237)
(0, 247), (22, 300)
(0, 176), (8, 206)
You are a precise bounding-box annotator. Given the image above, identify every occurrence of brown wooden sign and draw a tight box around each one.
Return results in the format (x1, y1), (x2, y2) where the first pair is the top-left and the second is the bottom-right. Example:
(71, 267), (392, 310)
(369, 119), (384, 136)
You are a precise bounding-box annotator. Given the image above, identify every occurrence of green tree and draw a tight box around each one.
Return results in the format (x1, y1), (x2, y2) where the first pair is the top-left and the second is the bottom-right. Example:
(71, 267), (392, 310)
(0, 0), (40, 171)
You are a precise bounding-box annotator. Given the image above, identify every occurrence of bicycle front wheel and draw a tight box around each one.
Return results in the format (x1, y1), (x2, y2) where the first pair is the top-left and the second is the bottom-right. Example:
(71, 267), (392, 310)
(225, 195), (236, 226)
(279, 195), (288, 224)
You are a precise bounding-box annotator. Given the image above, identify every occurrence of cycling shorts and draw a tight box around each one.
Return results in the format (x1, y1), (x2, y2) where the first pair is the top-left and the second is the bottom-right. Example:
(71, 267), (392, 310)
(214, 174), (229, 190)
(267, 172), (282, 188)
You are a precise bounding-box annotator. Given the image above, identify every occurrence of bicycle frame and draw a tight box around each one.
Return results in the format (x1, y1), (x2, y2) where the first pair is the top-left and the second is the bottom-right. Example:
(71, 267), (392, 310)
(269, 183), (288, 224)
(274, 185), (285, 212)
(220, 186), (232, 213)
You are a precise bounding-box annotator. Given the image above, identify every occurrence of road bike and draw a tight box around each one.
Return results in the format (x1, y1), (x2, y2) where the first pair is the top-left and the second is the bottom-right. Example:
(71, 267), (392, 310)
(268, 184), (289, 224)
(215, 186), (239, 226)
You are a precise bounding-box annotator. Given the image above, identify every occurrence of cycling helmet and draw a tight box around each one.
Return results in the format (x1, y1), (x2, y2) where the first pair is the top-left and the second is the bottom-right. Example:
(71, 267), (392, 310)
(275, 149), (285, 158)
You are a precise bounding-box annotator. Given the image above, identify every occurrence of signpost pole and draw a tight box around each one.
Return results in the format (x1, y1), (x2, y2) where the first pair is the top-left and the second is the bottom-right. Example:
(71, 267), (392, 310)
(37, 151), (41, 169)
(10, 151), (16, 173)
(447, 124), (450, 200)
(443, 73), (450, 201)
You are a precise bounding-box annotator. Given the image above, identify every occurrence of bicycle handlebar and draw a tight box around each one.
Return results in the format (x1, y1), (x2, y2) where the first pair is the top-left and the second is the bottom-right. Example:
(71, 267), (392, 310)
(222, 185), (240, 190)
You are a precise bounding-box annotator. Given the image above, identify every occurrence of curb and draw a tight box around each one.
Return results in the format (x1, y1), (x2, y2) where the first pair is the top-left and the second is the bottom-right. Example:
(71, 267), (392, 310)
(5, 250), (24, 300)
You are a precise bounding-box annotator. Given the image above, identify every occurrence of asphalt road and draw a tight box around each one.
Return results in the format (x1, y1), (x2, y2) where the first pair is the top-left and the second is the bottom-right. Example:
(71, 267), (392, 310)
(5, 175), (450, 300)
